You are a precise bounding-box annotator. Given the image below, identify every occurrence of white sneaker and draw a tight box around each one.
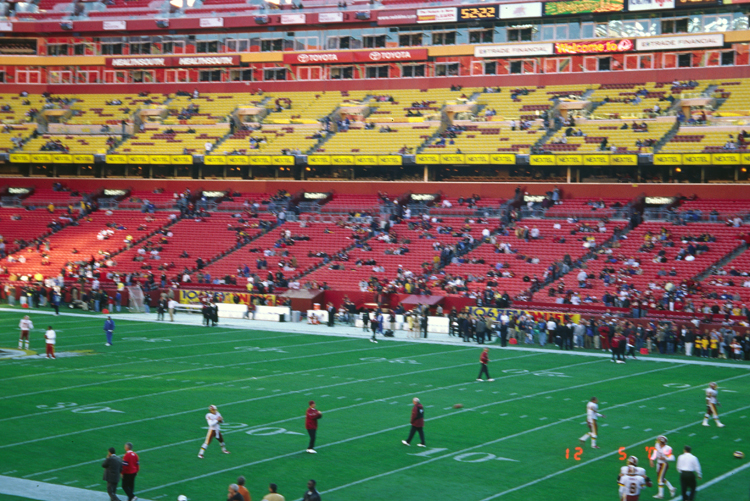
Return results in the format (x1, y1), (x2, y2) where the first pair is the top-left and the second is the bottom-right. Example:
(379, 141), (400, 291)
(653, 495), (663, 499)
(477, 378), (483, 381)
(488, 379), (494, 382)
(669, 486), (676, 497)
(198, 454), (203, 459)
(306, 449), (317, 454)
(222, 450), (230, 454)
(401, 440), (410, 446)
(417, 444), (426, 447)
(105, 343), (112, 346)
(717, 422), (725, 428)
(702, 421), (709, 427)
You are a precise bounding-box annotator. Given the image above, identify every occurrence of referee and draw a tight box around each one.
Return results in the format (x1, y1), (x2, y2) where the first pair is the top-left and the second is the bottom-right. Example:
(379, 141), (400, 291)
(676, 445), (702, 501)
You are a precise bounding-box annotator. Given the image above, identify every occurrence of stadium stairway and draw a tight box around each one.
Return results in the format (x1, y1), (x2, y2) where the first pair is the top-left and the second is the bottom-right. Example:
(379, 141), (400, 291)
(693, 240), (748, 282)
(654, 121), (681, 152)
(189, 218), (277, 274)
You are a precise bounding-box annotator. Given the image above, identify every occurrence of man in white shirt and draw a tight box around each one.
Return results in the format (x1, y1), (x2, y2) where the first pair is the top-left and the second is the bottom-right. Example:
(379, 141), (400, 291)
(676, 445), (701, 501)
(44, 325), (56, 359)
(577, 270), (588, 287)
(168, 298), (178, 322)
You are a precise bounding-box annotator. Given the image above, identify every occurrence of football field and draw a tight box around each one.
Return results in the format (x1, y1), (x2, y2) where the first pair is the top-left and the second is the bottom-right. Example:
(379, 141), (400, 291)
(1, 311), (750, 501)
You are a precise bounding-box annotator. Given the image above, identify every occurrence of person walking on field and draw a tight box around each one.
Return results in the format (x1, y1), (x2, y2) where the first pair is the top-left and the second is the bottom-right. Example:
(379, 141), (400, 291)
(477, 347), (493, 381)
(676, 445), (701, 501)
(121, 442), (139, 501)
(305, 400), (322, 454)
(101, 447), (122, 501)
(302, 479), (320, 501)
(402, 397), (425, 447)
(44, 325), (56, 359)
(104, 316), (115, 346)
(19, 315), (33, 350)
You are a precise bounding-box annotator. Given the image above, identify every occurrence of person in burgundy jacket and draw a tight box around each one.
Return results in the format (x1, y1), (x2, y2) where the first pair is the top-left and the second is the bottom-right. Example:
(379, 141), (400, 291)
(305, 400), (322, 454)
(402, 397), (425, 447)
(121, 442), (139, 501)
(477, 347), (494, 382)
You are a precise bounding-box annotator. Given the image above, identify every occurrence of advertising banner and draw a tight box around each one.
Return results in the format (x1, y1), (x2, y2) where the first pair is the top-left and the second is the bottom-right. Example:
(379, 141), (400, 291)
(499, 2), (543, 18)
(555, 39), (634, 54)
(635, 34), (724, 51)
(178, 289), (275, 306)
(468, 306), (581, 324)
(416, 7), (457, 23)
(475, 43), (554, 58)
(318, 12), (344, 23)
(627, 0), (675, 11)
(545, 0), (624, 15)
(377, 9), (417, 26)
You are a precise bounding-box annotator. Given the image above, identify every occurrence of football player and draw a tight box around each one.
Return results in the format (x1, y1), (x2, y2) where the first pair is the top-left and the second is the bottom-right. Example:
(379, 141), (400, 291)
(649, 435), (676, 499)
(620, 465), (652, 501)
(619, 456), (647, 500)
(703, 382), (725, 428)
(198, 405), (230, 458)
(579, 396), (604, 449)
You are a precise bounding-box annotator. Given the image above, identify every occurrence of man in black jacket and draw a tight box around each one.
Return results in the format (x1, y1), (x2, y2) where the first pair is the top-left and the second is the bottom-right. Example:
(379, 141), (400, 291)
(102, 447), (122, 501)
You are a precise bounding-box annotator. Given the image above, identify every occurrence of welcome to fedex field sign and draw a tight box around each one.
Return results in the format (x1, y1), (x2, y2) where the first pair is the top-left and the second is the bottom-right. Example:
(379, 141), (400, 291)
(282, 49), (428, 65)
(554, 39), (634, 55)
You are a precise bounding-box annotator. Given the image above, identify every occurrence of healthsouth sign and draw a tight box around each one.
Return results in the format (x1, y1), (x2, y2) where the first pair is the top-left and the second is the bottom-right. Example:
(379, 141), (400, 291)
(282, 49), (429, 64)
(107, 56), (240, 68)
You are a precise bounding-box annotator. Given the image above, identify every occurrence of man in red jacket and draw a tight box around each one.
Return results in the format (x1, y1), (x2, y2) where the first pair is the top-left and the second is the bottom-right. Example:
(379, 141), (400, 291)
(121, 442), (139, 501)
(402, 397), (425, 447)
(305, 400), (322, 454)
(477, 347), (494, 382)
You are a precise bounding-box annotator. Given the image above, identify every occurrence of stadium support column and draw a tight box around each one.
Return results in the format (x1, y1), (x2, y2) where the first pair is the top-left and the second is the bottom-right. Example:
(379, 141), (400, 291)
(566, 166), (571, 183)
(423, 165), (429, 182)
(701, 166), (705, 183)
(736, 166), (740, 182)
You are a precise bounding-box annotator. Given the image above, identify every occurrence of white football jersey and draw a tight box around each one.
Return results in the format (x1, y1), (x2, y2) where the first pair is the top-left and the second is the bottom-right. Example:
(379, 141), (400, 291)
(586, 401), (601, 422)
(650, 443), (674, 464)
(205, 411), (222, 431)
(621, 474), (647, 497)
(620, 465), (646, 477)
(706, 387), (718, 405)
(19, 319), (33, 330)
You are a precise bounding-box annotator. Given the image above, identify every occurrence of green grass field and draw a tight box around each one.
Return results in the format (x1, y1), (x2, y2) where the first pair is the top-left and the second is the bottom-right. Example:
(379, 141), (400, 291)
(1, 311), (750, 501)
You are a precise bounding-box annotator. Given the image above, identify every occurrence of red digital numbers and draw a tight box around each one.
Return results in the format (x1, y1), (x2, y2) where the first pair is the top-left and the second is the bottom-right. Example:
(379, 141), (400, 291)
(565, 447), (583, 460)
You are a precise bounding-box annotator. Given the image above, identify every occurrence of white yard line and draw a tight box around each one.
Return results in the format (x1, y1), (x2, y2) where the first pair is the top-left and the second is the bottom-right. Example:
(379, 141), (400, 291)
(0, 332), (304, 382)
(322, 372), (750, 500)
(139, 362), (700, 493)
(8, 349), (543, 452)
(477, 399), (750, 500)
(0, 337), (377, 401)
(667, 461), (750, 501)
(2, 345), (483, 424)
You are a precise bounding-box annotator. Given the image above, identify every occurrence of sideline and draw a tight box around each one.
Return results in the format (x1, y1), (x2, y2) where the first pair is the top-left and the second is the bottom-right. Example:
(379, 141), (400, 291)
(2, 307), (749, 370)
(0, 475), (153, 501)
